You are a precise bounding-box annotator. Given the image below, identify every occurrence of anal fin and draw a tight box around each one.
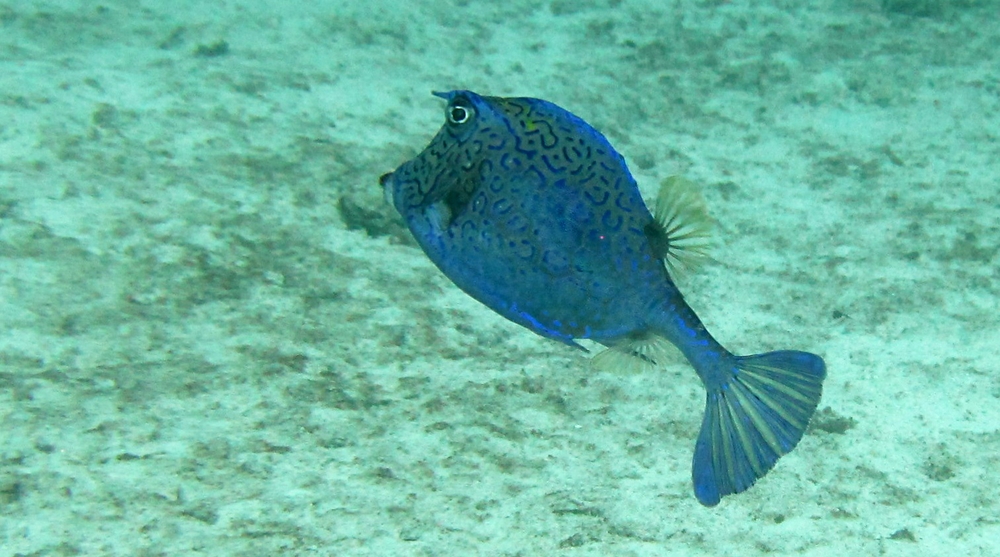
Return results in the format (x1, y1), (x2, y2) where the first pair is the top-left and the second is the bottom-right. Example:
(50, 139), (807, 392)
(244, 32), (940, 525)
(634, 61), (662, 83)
(591, 333), (679, 374)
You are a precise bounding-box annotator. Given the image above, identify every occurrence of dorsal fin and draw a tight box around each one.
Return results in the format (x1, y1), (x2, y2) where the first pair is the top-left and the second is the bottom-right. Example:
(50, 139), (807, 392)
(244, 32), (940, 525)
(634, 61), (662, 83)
(645, 175), (713, 275)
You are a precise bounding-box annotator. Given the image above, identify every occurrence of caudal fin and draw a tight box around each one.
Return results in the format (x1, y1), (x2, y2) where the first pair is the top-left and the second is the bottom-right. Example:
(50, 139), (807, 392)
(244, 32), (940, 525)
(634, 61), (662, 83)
(692, 350), (826, 506)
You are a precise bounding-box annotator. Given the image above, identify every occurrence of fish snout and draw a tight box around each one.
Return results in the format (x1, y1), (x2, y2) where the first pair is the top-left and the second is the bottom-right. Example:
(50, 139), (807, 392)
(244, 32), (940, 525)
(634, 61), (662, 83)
(379, 171), (396, 207)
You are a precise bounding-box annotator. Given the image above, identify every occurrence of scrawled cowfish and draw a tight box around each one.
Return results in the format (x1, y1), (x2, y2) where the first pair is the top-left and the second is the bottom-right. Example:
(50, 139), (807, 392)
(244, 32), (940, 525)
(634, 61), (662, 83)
(379, 90), (826, 506)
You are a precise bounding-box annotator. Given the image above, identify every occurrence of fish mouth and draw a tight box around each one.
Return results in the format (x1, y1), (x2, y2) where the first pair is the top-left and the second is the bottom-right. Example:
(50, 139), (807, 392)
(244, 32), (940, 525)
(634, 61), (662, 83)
(379, 171), (395, 207)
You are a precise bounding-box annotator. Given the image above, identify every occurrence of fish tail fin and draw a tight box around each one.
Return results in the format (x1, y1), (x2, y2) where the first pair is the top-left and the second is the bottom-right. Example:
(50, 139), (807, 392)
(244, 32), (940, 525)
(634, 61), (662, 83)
(693, 350), (826, 506)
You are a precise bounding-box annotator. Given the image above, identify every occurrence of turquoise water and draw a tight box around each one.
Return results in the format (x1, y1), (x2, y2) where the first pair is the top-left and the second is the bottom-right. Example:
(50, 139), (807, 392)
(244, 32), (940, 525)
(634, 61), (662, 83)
(1, 1), (998, 555)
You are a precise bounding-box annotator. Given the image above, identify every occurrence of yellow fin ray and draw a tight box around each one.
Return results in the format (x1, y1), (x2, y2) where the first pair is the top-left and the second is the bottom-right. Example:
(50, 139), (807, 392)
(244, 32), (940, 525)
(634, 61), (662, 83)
(590, 334), (678, 374)
(653, 175), (713, 275)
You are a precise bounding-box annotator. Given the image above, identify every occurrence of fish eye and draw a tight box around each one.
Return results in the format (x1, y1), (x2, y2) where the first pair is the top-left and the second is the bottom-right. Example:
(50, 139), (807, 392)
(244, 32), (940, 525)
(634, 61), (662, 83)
(447, 101), (474, 125)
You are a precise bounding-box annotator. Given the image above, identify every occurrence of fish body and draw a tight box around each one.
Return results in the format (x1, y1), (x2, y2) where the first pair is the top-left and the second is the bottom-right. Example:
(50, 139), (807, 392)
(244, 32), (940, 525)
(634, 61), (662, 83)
(379, 90), (826, 506)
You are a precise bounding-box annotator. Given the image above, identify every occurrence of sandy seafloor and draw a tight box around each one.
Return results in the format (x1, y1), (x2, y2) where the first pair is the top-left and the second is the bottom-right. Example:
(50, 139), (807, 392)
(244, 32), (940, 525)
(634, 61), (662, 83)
(1, 0), (999, 555)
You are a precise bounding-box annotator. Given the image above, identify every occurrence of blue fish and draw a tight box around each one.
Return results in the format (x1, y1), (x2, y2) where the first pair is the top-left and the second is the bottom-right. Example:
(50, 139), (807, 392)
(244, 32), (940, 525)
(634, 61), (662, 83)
(379, 91), (826, 506)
